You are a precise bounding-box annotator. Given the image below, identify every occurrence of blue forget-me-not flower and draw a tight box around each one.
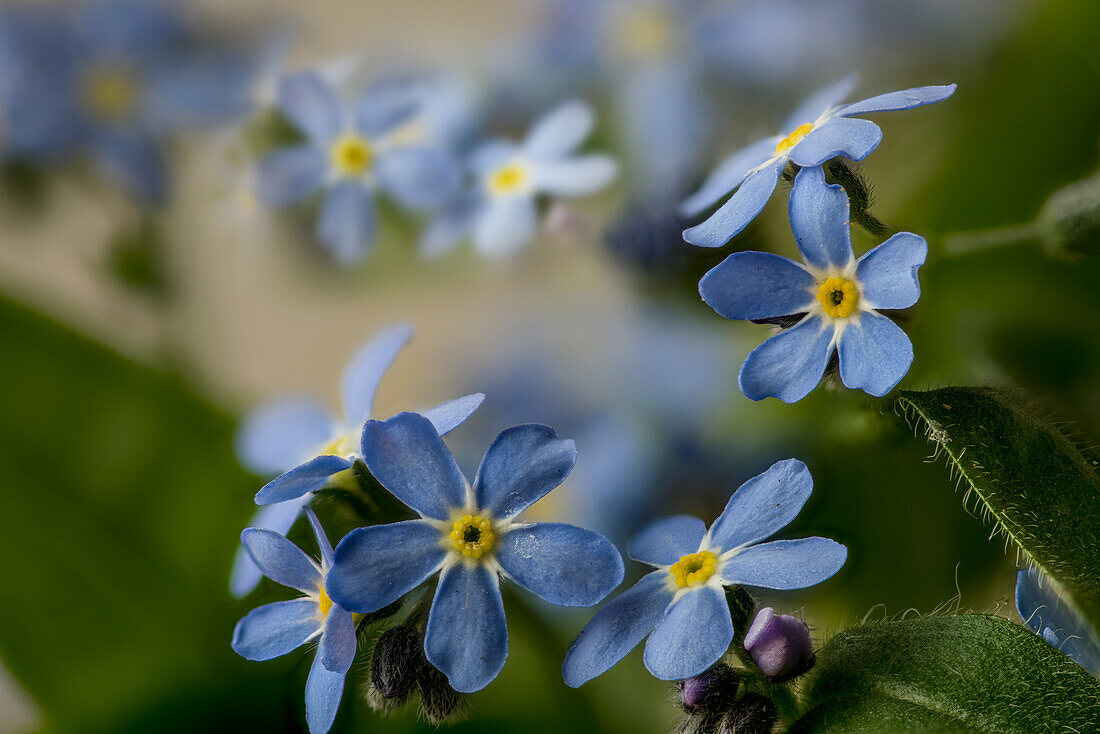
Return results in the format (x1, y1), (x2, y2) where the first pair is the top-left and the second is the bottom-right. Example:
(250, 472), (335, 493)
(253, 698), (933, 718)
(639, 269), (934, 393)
(563, 459), (845, 684)
(699, 166), (927, 403)
(1016, 568), (1100, 677)
(325, 412), (624, 692)
(256, 70), (460, 264)
(231, 323), (484, 597)
(680, 77), (956, 247)
(232, 509), (355, 734)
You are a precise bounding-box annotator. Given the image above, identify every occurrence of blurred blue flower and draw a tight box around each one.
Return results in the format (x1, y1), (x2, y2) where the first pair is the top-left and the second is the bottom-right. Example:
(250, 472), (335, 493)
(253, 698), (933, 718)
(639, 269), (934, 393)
(231, 323), (483, 597)
(325, 413), (624, 693)
(0, 0), (258, 203)
(232, 509), (355, 734)
(256, 70), (460, 264)
(681, 77), (956, 247)
(563, 458), (846, 685)
(699, 166), (927, 403)
(420, 99), (616, 258)
(1015, 568), (1100, 676)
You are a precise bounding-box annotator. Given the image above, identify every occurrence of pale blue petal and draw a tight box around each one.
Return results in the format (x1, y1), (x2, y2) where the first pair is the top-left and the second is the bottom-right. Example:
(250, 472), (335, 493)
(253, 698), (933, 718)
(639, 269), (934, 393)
(317, 182), (377, 265)
(304, 507), (334, 568)
(739, 315), (835, 403)
(304, 651), (346, 734)
(235, 397), (335, 476)
(783, 75), (859, 131)
(470, 139), (518, 176)
(420, 193), (477, 257)
(789, 165), (854, 269)
(836, 312), (913, 397)
(628, 515), (706, 566)
(319, 606), (356, 673)
(643, 587), (733, 681)
(838, 84), (957, 117)
(425, 564), (508, 693)
(523, 99), (594, 158)
(1016, 569), (1100, 675)
(855, 232), (927, 310)
(709, 459), (813, 552)
(418, 393), (485, 435)
(472, 196), (538, 258)
(788, 116), (882, 168)
(232, 599), (320, 661)
(326, 520), (444, 612)
(679, 137), (779, 217)
(474, 424), (576, 519)
(377, 147), (459, 210)
(340, 323), (413, 429)
(89, 129), (168, 205)
(255, 455), (354, 505)
(359, 412), (467, 520)
(496, 523), (623, 606)
(682, 159), (783, 248)
(563, 572), (673, 687)
(699, 252), (816, 320)
(230, 498), (310, 598)
(278, 71), (342, 143)
(355, 88), (416, 139)
(257, 146), (326, 207)
(241, 527), (323, 594)
(531, 155), (617, 196)
(720, 537), (847, 590)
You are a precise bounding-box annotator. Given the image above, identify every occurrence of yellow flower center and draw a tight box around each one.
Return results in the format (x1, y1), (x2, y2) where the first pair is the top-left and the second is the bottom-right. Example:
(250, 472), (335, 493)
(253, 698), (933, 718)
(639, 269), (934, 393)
(317, 585), (333, 619)
(449, 514), (495, 560)
(615, 6), (675, 59)
(670, 550), (718, 589)
(816, 276), (860, 319)
(82, 65), (139, 122)
(330, 134), (374, 177)
(776, 123), (814, 155)
(321, 432), (356, 458)
(488, 162), (529, 196)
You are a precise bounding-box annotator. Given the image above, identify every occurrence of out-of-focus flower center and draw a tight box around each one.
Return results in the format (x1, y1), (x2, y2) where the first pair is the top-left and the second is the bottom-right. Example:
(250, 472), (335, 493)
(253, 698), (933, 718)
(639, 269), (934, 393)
(488, 162), (529, 196)
(317, 584), (333, 619)
(615, 6), (676, 59)
(670, 550), (718, 588)
(330, 134), (374, 177)
(776, 123), (814, 155)
(450, 514), (495, 559)
(82, 64), (139, 122)
(816, 276), (859, 318)
(321, 431), (356, 458)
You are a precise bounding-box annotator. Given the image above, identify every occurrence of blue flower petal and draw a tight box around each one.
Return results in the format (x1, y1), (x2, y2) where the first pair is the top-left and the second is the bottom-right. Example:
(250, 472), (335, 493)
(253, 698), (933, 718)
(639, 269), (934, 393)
(739, 315), (835, 403)
(231, 498), (311, 597)
(838, 84), (957, 117)
(788, 116), (882, 168)
(628, 515), (707, 566)
(377, 147), (459, 210)
(474, 424), (576, 519)
(682, 159), (783, 248)
(241, 527), (323, 593)
(235, 398), (335, 477)
(531, 155), (617, 196)
(562, 572), (673, 687)
(836, 312), (913, 397)
(257, 146), (326, 207)
(699, 252), (815, 321)
(340, 324), (413, 430)
(304, 651), (346, 734)
(425, 564), (508, 693)
(1016, 569), (1100, 675)
(523, 99), (594, 157)
(470, 139), (518, 176)
(355, 88), (417, 139)
(360, 412), (467, 520)
(643, 587), (733, 681)
(305, 507), (334, 568)
(496, 523), (623, 607)
(232, 599), (320, 661)
(89, 129), (168, 205)
(856, 232), (927, 310)
(782, 75), (859, 131)
(708, 459), (813, 552)
(319, 606), (356, 674)
(317, 181), (377, 265)
(255, 455), (354, 506)
(418, 393), (485, 435)
(789, 165), (854, 269)
(326, 520), (445, 612)
(420, 192), (477, 257)
(472, 196), (538, 258)
(679, 137), (779, 218)
(720, 537), (847, 590)
(278, 71), (342, 143)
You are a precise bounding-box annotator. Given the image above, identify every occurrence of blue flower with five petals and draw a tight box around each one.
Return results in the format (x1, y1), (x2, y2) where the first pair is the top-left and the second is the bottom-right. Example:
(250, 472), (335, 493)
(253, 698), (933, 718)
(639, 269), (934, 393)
(563, 459), (846, 685)
(699, 166), (927, 402)
(680, 77), (956, 247)
(1015, 568), (1100, 677)
(230, 323), (483, 597)
(256, 71), (460, 263)
(325, 412), (625, 692)
(232, 509), (355, 734)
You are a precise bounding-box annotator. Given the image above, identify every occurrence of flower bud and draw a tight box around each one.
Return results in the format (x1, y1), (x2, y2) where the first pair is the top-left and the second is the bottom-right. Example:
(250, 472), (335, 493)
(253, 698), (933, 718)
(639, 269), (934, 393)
(716, 693), (777, 734)
(417, 661), (465, 725)
(1038, 172), (1100, 258)
(677, 664), (740, 713)
(743, 607), (815, 681)
(368, 624), (421, 707)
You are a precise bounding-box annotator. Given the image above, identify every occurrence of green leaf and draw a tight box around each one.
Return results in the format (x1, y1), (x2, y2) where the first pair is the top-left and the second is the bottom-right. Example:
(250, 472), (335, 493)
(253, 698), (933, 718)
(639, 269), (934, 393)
(789, 615), (1100, 733)
(897, 386), (1100, 630)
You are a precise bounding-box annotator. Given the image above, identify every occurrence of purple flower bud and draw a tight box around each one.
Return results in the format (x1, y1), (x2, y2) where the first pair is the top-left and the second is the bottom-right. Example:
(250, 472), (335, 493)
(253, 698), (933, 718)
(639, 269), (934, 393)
(743, 607), (815, 681)
(677, 664), (739, 712)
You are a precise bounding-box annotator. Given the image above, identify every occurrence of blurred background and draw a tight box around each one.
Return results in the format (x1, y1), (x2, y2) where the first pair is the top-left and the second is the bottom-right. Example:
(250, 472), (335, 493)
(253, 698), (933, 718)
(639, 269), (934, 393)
(2, 0), (1100, 732)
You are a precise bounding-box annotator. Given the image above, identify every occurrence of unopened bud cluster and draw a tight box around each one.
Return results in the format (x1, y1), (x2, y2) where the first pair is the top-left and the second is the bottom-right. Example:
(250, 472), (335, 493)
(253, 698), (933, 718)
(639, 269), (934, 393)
(364, 621), (465, 725)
